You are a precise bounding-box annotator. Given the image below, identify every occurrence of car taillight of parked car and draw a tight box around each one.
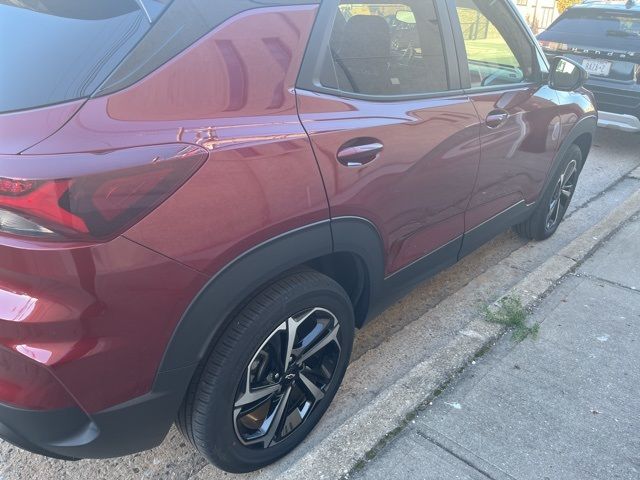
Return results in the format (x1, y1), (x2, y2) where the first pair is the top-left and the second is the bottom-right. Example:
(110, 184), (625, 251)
(537, 40), (568, 52)
(0, 144), (208, 242)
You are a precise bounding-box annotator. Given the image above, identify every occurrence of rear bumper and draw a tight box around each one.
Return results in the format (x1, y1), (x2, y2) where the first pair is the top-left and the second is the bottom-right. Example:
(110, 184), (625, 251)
(597, 111), (640, 132)
(585, 80), (640, 132)
(0, 366), (193, 459)
(0, 234), (208, 458)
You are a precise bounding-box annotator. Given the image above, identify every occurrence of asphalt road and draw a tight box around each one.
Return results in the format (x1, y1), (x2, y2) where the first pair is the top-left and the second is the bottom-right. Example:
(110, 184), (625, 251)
(1, 128), (639, 480)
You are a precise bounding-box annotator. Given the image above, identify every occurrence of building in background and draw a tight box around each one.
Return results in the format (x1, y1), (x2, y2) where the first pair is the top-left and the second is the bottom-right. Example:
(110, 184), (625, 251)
(513, 0), (559, 32)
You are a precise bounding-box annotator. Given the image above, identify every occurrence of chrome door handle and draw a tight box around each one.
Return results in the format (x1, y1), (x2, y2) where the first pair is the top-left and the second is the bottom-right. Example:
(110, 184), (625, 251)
(337, 140), (383, 167)
(485, 110), (509, 129)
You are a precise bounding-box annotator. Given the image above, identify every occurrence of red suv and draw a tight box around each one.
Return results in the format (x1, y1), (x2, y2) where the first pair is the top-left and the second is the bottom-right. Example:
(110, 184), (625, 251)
(0, 0), (596, 473)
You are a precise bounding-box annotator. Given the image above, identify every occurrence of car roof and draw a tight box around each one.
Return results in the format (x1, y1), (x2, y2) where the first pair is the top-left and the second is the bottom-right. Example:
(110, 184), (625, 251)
(569, 1), (640, 13)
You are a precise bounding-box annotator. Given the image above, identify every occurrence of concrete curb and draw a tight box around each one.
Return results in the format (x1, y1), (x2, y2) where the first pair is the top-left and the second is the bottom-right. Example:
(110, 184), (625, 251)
(278, 188), (640, 480)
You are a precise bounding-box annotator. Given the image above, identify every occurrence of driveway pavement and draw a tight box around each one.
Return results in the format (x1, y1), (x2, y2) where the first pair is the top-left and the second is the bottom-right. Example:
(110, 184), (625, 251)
(353, 214), (640, 480)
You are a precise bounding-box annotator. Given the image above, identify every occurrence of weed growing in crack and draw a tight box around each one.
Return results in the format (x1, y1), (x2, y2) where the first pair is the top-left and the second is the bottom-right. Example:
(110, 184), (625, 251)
(482, 296), (539, 342)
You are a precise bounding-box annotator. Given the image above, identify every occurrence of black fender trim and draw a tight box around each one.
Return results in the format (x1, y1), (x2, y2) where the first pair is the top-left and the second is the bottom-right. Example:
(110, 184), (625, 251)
(159, 216), (386, 371)
(552, 113), (597, 177)
(159, 220), (333, 373)
(375, 236), (461, 320)
(330, 217), (386, 324)
(331, 217), (461, 325)
(94, 220), (336, 457)
(459, 200), (534, 258)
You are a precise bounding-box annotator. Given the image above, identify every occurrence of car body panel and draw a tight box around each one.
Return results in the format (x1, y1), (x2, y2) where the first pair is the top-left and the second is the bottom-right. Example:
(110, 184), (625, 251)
(0, 235), (208, 413)
(464, 85), (563, 228)
(25, 5), (328, 276)
(296, 89), (481, 274)
(0, 101), (84, 154)
(0, 0), (598, 464)
(0, 4), (324, 413)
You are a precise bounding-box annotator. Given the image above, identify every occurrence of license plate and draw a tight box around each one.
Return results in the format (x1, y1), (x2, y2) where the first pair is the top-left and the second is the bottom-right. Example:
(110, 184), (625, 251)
(582, 58), (612, 77)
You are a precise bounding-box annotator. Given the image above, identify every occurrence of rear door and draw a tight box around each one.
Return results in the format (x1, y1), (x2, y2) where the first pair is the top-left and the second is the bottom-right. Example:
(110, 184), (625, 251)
(296, 0), (481, 275)
(449, 0), (562, 251)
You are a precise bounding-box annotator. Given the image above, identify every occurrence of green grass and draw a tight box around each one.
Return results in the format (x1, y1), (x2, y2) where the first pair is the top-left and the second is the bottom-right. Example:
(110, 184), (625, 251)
(482, 296), (540, 342)
(465, 37), (519, 67)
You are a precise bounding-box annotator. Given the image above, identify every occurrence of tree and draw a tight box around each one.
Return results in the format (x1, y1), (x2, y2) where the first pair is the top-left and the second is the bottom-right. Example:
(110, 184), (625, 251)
(556, 0), (581, 13)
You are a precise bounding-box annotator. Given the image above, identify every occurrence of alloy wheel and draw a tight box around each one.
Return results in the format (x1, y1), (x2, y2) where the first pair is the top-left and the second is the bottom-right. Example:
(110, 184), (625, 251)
(233, 307), (341, 448)
(545, 159), (577, 232)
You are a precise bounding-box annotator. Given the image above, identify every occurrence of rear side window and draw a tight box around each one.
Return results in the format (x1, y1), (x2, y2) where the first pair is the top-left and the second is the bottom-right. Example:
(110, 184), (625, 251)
(454, 0), (535, 88)
(0, 0), (318, 113)
(540, 9), (640, 51)
(0, 0), (151, 113)
(319, 0), (449, 96)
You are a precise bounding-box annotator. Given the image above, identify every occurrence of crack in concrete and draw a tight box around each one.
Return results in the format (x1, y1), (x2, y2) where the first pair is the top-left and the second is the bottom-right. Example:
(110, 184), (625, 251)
(573, 272), (640, 296)
(415, 427), (517, 480)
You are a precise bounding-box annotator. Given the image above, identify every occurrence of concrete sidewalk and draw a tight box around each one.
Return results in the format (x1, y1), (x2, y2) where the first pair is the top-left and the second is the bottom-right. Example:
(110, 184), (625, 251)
(353, 214), (640, 480)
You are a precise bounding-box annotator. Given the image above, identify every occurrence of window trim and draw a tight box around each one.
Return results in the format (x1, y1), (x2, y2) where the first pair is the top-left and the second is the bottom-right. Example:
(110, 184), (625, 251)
(444, 0), (547, 92)
(295, 0), (463, 102)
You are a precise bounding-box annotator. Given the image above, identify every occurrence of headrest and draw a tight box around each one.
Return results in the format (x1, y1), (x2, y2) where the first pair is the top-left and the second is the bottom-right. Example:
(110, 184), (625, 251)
(338, 15), (391, 59)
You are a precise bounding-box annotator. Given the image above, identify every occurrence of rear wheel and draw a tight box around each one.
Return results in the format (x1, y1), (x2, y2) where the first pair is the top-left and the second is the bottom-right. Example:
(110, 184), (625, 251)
(515, 144), (582, 240)
(177, 270), (354, 473)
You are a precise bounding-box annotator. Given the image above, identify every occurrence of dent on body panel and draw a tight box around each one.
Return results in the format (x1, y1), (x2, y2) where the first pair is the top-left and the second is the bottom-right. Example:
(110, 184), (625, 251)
(108, 5), (329, 274)
(24, 6), (320, 153)
(23, 6), (328, 275)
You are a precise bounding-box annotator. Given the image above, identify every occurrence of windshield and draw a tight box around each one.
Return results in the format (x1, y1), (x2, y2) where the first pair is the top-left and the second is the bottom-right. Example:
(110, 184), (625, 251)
(0, 0), (151, 113)
(540, 8), (640, 51)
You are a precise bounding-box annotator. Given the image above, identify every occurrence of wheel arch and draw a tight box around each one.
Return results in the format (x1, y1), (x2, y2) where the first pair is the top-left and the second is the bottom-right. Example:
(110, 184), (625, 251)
(559, 115), (596, 172)
(543, 114), (597, 193)
(155, 217), (385, 380)
(573, 131), (593, 169)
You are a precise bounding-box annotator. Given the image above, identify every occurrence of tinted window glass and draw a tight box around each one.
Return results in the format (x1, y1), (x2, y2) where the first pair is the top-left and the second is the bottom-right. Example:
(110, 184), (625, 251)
(320, 0), (449, 95)
(455, 0), (535, 87)
(540, 9), (640, 51)
(0, 0), (150, 113)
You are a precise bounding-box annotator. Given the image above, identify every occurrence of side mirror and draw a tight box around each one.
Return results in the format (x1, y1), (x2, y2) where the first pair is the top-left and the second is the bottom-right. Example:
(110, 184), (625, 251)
(548, 56), (588, 92)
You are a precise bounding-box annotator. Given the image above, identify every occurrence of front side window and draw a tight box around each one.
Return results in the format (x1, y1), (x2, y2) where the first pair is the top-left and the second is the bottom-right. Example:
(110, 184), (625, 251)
(454, 0), (535, 88)
(319, 0), (449, 96)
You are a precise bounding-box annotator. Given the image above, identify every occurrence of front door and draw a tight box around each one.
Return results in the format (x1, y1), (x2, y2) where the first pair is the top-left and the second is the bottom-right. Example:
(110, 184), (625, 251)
(296, 0), (482, 275)
(450, 0), (563, 237)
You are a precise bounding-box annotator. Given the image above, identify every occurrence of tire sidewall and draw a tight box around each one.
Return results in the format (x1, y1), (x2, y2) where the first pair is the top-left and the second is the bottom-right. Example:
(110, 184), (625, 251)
(194, 276), (354, 472)
(532, 144), (583, 240)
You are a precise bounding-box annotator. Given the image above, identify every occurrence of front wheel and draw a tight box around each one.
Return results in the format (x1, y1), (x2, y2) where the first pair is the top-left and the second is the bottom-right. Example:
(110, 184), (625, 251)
(515, 144), (582, 240)
(177, 270), (355, 473)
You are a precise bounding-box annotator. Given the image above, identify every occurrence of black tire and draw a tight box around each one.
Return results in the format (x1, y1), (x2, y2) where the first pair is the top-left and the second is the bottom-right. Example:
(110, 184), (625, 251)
(515, 144), (583, 240)
(177, 270), (355, 473)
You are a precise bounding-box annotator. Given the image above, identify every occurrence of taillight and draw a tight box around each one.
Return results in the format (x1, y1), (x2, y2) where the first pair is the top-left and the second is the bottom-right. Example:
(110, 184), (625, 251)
(538, 40), (568, 52)
(0, 144), (207, 242)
